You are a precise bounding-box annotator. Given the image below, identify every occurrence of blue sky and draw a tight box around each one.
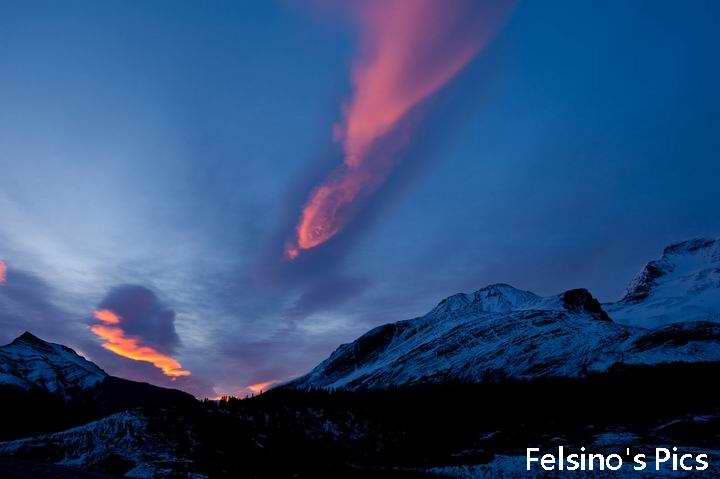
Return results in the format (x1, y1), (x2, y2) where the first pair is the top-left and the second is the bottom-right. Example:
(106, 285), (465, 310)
(1, 0), (718, 397)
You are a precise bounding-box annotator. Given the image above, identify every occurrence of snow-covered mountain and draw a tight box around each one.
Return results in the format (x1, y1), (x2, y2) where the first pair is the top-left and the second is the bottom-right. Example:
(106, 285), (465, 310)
(0, 332), (106, 396)
(289, 238), (720, 391)
(607, 238), (720, 327)
(0, 331), (195, 443)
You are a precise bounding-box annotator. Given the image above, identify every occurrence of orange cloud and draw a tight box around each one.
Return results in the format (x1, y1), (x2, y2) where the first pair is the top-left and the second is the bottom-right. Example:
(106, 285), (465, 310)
(94, 309), (121, 324)
(0, 260), (6, 284)
(245, 380), (278, 395)
(90, 309), (190, 378)
(286, 0), (514, 258)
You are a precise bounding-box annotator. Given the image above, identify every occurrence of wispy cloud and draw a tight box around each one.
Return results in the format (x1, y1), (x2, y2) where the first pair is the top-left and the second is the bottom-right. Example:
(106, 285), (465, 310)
(285, 0), (514, 259)
(245, 379), (278, 395)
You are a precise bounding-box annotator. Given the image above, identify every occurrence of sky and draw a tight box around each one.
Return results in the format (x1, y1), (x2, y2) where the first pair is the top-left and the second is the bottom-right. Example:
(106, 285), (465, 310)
(1, 0), (719, 398)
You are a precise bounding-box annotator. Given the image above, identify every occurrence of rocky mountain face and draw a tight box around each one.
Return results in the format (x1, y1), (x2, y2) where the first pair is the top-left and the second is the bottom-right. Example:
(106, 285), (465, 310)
(607, 238), (720, 327)
(0, 332), (106, 397)
(289, 238), (720, 391)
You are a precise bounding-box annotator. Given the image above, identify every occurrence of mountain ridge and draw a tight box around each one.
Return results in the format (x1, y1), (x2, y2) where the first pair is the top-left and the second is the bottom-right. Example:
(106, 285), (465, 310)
(0, 331), (107, 396)
(288, 237), (720, 390)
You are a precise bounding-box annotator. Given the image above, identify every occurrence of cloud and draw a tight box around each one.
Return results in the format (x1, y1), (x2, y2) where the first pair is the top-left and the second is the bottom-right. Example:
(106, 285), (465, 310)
(96, 284), (180, 354)
(90, 309), (190, 378)
(0, 264), (83, 346)
(287, 275), (371, 319)
(197, 317), (352, 397)
(285, 0), (514, 259)
(89, 285), (190, 379)
(244, 380), (278, 395)
(0, 260), (6, 284)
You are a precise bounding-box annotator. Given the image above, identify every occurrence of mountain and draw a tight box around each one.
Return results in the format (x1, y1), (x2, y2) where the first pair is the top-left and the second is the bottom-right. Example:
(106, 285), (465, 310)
(607, 237), (720, 327)
(0, 332), (194, 441)
(288, 238), (720, 391)
(0, 332), (106, 397)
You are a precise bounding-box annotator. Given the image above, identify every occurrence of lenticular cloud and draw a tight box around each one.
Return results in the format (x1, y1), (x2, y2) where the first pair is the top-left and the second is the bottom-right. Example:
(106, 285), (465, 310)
(286, 0), (514, 259)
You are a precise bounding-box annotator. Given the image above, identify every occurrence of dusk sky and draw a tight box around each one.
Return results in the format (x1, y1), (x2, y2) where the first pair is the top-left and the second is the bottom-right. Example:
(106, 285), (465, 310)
(1, 0), (719, 398)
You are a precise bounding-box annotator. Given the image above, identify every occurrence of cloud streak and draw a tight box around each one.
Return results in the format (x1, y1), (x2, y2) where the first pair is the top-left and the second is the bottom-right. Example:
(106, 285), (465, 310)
(245, 380), (278, 395)
(90, 309), (190, 378)
(285, 0), (513, 259)
(0, 260), (6, 284)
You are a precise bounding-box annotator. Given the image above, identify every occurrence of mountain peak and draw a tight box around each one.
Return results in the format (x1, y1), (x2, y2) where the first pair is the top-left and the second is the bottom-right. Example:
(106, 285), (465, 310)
(621, 237), (719, 304)
(662, 237), (718, 258)
(561, 289), (611, 321)
(430, 283), (540, 316)
(607, 237), (720, 327)
(13, 331), (47, 345)
(475, 283), (519, 292)
(8, 331), (58, 354)
(1, 331), (107, 394)
(471, 283), (541, 313)
(434, 292), (471, 312)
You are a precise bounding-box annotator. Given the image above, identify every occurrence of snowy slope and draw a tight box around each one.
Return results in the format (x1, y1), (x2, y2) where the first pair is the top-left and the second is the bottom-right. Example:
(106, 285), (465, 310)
(289, 239), (720, 391)
(0, 332), (106, 395)
(607, 238), (720, 327)
(0, 411), (205, 479)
